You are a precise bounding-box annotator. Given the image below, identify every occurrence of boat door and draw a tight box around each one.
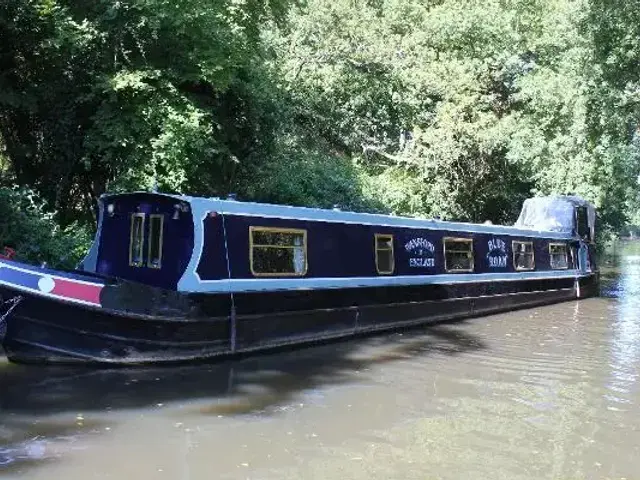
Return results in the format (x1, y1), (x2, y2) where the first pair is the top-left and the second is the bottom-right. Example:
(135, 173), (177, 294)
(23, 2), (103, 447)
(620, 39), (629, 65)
(96, 194), (195, 290)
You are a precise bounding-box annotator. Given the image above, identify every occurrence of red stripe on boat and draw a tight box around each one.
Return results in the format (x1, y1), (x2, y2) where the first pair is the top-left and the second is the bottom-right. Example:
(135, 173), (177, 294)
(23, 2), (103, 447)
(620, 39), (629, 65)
(51, 278), (102, 305)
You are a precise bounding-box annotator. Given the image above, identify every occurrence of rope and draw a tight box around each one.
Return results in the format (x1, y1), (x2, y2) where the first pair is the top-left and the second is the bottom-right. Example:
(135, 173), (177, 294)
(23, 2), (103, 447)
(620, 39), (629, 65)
(0, 295), (22, 328)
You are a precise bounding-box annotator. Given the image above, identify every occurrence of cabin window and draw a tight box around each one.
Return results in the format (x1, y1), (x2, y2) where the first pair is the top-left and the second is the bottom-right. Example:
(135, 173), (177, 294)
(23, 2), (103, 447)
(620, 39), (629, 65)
(443, 237), (474, 272)
(129, 213), (145, 267)
(375, 234), (395, 274)
(549, 243), (568, 269)
(147, 214), (164, 269)
(513, 241), (535, 271)
(250, 227), (307, 276)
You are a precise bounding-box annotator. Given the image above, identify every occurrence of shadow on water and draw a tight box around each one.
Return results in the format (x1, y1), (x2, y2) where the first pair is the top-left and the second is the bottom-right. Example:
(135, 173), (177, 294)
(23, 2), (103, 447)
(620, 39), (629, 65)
(0, 321), (486, 473)
(0, 322), (486, 417)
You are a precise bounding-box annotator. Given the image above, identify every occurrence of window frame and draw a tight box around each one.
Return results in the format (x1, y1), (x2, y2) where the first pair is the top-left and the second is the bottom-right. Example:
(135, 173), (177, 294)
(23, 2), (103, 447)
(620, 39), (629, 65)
(129, 213), (146, 267)
(147, 214), (164, 269)
(512, 240), (535, 271)
(249, 226), (308, 277)
(549, 242), (569, 270)
(443, 237), (474, 273)
(374, 233), (395, 275)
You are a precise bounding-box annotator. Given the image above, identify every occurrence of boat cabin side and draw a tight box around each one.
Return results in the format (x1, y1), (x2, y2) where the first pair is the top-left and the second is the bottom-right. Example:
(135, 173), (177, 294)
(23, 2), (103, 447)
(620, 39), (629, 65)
(184, 195), (597, 292)
(78, 193), (597, 293)
(181, 215), (592, 292)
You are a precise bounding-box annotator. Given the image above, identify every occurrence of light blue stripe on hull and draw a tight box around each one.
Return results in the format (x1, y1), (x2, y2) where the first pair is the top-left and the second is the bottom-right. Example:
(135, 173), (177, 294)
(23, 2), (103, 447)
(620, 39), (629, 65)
(181, 269), (588, 293)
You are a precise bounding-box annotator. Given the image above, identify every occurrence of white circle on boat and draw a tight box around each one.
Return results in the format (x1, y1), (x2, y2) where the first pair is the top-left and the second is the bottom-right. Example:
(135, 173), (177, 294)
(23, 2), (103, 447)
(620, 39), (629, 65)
(38, 276), (55, 293)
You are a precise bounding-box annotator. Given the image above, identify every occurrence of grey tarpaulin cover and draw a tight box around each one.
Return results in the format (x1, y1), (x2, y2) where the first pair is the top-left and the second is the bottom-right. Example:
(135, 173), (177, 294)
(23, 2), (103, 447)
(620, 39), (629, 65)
(514, 195), (596, 237)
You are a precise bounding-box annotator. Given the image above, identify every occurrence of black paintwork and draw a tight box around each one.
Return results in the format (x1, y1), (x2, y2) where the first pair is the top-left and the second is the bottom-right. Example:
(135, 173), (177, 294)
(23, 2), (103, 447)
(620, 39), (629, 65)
(1, 275), (599, 365)
(223, 277), (576, 316)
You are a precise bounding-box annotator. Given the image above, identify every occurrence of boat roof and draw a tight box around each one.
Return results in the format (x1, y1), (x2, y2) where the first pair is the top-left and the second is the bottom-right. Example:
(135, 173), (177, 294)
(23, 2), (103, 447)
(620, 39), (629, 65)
(100, 191), (580, 239)
(515, 195), (596, 234)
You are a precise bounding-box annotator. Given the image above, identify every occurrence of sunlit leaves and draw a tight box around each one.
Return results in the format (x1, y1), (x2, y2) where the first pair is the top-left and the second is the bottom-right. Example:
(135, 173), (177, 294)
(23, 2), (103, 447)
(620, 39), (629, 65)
(273, 0), (639, 234)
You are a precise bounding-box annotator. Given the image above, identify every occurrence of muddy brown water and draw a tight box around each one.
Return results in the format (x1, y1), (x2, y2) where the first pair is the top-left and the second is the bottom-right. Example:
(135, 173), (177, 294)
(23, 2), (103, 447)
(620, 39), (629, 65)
(1, 245), (639, 479)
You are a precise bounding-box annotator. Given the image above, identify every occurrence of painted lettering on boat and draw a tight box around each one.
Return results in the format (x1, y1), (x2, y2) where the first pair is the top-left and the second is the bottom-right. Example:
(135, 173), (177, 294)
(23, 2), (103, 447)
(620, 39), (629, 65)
(487, 238), (508, 268)
(409, 257), (435, 268)
(405, 237), (436, 268)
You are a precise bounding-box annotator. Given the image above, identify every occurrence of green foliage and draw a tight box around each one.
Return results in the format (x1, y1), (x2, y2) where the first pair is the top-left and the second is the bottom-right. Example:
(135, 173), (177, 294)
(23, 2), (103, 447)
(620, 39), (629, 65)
(239, 135), (386, 212)
(0, 0), (288, 225)
(0, 186), (90, 268)
(272, 0), (640, 231)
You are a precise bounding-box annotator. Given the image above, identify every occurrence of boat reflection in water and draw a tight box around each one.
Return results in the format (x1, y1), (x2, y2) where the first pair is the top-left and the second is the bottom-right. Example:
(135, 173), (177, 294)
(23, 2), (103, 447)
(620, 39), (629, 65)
(0, 320), (485, 471)
(0, 319), (486, 415)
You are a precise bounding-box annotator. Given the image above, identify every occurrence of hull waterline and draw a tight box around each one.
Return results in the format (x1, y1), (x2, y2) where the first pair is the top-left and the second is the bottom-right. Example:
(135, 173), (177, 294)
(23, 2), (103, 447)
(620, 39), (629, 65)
(1, 275), (598, 366)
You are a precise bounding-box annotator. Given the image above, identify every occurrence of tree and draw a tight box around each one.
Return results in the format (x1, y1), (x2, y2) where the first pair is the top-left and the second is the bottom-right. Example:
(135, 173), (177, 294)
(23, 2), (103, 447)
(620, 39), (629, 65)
(0, 0), (288, 226)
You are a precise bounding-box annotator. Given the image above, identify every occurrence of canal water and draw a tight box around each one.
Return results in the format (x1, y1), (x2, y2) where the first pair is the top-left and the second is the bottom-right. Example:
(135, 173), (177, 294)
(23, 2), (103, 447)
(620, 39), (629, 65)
(1, 243), (639, 479)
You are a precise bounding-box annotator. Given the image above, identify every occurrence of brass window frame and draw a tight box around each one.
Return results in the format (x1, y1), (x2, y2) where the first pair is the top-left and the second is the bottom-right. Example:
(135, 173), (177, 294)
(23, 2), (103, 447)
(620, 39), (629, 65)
(129, 213), (145, 267)
(443, 236), (474, 273)
(147, 214), (164, 269)
(512, 240), (535, 271)
(249, 226), (308, 277)
(549, 242), (569, 270)
(374, 233), (395, 275)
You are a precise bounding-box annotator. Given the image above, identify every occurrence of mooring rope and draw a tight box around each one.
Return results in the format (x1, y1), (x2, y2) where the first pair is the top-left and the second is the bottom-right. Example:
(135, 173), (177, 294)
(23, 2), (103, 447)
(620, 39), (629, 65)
(0, 295), (23, 328)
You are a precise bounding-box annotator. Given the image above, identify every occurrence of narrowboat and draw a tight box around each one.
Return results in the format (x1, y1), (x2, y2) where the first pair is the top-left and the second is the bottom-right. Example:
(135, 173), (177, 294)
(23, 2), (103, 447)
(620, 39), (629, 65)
(0, 192), (599, 365)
